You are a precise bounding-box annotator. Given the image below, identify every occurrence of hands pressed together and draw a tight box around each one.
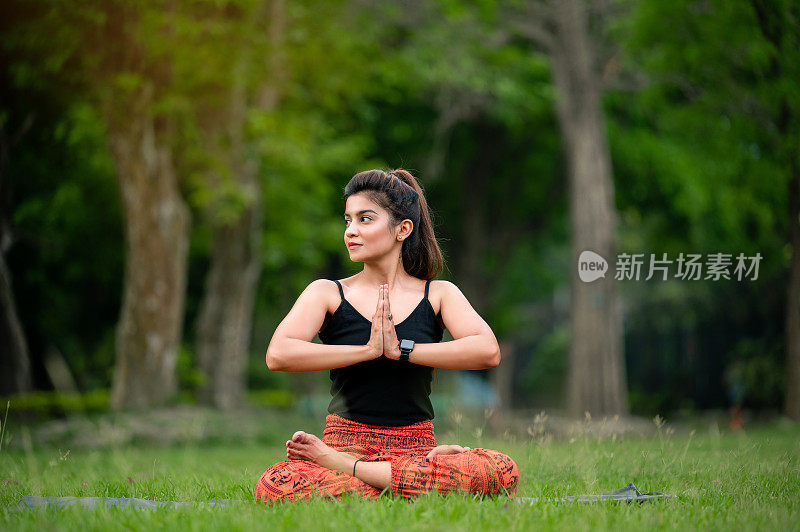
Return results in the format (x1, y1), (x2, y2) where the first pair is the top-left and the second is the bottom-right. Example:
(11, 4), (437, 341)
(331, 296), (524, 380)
(366, 283), (402, 360)
(364, 284), (470, 459)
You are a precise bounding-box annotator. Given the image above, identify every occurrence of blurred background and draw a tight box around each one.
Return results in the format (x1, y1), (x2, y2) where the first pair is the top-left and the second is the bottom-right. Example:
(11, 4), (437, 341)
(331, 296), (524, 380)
(1, 0), (797, 434)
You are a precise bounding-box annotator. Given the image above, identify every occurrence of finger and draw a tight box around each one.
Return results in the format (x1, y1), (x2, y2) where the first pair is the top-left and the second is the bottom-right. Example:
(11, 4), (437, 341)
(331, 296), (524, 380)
(380, 286), (386, 318)
(373, 290), (382, 322)
(374, 287), (384, 327)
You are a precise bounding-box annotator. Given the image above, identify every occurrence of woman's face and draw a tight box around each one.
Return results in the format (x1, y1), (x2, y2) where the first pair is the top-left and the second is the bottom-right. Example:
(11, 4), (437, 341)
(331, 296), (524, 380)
(343, 193), (398, 260)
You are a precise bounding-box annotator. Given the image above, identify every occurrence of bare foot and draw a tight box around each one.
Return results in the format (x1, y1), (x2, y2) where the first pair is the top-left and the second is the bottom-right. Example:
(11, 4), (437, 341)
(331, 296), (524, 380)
(425, 444), (471, 459)
(286, 431), (355, 474)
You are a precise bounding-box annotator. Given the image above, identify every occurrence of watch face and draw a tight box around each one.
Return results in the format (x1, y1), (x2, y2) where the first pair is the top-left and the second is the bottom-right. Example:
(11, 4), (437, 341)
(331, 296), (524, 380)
(400, 339), (414, 351)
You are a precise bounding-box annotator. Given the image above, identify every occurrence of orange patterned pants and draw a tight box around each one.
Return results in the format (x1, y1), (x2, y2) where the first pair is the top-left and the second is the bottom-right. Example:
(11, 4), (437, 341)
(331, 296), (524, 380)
(254, 413), (519, 504)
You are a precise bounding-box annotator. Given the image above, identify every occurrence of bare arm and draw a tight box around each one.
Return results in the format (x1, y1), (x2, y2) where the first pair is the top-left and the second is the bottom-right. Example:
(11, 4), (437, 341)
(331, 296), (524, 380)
(385, 280), (501, 370)
(404, 336), (499, 369)
(266, 280), (383, 372)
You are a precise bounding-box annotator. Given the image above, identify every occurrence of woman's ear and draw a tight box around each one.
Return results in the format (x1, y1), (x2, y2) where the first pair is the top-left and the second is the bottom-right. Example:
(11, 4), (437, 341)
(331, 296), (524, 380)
(397, 219), (414, 240)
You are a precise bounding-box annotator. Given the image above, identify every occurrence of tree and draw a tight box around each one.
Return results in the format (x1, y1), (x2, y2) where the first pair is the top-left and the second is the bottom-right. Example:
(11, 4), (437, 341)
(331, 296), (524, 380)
(513, 0), (628, 416)
(0, 117), (34, 395)
(1, 1), (191, 407)
(189, 0), (285, 409)
(748, 0), (800, 420)
(617, 0), (799, 418)
(103, 4), (191, 408)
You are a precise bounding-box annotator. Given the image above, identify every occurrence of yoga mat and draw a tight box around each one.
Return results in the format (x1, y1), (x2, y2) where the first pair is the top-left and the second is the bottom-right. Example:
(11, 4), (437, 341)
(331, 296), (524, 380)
(10, 496), (248, 511)
(10, 483), (672, 511)
(514, 483), (673, 503)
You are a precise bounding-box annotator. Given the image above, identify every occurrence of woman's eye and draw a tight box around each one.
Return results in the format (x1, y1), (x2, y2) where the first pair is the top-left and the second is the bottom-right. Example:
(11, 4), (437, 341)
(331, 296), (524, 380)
(344, 217), (371, 225)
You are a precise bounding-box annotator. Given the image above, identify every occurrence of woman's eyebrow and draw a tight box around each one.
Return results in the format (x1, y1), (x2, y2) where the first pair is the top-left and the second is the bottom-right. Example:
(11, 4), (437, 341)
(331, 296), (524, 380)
(343, 209), (378, 217)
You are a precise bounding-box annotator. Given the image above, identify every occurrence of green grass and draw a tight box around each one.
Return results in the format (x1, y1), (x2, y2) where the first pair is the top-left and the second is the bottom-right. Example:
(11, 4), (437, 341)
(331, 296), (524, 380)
(0, 417), (798, 531)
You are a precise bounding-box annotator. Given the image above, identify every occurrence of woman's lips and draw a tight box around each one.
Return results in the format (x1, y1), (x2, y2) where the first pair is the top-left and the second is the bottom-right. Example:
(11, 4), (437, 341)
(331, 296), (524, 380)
(348, 243), (362, 249)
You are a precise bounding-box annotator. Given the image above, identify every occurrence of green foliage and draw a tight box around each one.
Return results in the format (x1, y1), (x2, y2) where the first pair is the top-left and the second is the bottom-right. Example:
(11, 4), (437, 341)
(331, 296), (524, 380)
(611, 0), (794, 263)
(5, 100), (123, 390)
(2, 0), (796, 415)
(176, 344), (208, 394)
(247, 389), (293, 409)
(0, 390), (110, 420)
(726, 338), (785, 408)
(520, 324), (570, 408)
(603, 0), (796, 413)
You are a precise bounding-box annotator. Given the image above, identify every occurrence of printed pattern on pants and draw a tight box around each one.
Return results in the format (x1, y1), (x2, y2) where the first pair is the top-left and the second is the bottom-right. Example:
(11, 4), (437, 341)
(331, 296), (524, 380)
(254, 413), (519, 504)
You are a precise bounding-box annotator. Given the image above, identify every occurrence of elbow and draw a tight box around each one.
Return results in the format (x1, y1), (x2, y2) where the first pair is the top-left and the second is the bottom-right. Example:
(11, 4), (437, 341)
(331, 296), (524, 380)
(266, 349), (283, 371)
(485, 346), (501, 369)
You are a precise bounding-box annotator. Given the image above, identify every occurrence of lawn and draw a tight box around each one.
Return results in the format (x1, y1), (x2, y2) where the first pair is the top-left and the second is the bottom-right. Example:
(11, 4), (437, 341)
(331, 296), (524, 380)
(0, 412), (798, 531)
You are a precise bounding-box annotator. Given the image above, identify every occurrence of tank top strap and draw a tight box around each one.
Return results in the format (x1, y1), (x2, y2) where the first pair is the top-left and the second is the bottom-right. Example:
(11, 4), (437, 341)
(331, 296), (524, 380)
(424, 279), (431, 301)
(333, 279), (345, 302)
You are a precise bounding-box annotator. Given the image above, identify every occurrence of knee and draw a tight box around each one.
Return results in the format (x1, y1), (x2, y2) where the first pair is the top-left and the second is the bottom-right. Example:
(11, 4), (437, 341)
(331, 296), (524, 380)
(483, 450), (519, 496)
(254, 462), (299, 505)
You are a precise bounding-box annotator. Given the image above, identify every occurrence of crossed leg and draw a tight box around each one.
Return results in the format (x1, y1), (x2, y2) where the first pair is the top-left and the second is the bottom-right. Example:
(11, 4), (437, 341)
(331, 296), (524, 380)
(254, 430), (519, 504)
(253, 456), (384, 504)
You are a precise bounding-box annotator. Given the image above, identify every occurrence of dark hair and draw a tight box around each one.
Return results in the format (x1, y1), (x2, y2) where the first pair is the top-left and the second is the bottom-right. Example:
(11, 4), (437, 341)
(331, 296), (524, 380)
(344, 168), (444, 280)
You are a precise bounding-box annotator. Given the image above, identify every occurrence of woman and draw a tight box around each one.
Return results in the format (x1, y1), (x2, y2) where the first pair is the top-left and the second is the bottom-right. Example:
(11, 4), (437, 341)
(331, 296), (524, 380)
(254, 169), (519, 504)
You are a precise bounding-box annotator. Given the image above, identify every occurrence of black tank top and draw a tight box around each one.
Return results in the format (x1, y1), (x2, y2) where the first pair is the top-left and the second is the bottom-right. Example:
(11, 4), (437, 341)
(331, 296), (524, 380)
(318, 279), (445, 426)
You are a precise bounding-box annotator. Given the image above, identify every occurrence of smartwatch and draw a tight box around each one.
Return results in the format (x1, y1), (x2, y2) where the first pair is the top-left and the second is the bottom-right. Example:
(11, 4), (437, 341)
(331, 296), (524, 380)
(399, 339), (415, 363)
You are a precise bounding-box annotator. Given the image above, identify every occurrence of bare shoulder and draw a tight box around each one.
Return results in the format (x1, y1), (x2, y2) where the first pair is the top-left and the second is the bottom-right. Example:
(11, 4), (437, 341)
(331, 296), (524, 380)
(268, 278), (341, 347)
(431, 279), (491, 338)
(304, 278), (341, 315)
(429, 279), (459, 314)
(431, 279), (458, 296)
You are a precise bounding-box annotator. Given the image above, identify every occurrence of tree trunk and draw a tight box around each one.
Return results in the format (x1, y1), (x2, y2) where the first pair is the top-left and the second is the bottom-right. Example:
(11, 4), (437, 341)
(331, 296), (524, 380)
(549, 0), (628, 417)
(195, 0), (283, 409)
(108, 82), (190, 410)
(195, 189), (261, 409)
(0, 251), (33, 395)
(0, 119), (34, 395)
(784, 161), (800, 419)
